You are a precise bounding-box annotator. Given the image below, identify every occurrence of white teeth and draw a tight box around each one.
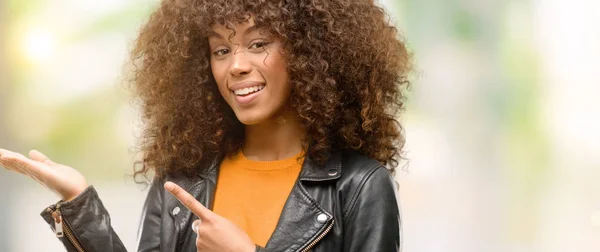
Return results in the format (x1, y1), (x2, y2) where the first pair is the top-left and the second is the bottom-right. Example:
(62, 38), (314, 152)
(233, 85), (265, 95)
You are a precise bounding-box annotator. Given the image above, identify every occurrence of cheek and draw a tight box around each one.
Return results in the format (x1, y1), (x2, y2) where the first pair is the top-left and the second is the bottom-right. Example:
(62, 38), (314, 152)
(210, 59), (223, 80)
(211, 61), (230, 96)
(265, 55), (290, 90)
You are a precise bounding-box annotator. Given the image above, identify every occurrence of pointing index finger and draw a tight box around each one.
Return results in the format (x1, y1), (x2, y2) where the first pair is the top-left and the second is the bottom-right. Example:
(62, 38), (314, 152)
(164, 181), (211, 218)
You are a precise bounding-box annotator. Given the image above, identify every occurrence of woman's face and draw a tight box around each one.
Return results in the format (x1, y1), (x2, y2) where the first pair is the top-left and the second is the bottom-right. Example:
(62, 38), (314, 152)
(209, 19), (291, 125)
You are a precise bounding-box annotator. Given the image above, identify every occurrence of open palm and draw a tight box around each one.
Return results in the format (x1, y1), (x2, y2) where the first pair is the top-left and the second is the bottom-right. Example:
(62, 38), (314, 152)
(0, 149), (88, 201)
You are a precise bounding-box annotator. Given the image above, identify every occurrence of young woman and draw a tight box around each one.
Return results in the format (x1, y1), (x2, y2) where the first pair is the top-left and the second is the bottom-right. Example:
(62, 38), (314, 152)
(0, 0), (411, 251)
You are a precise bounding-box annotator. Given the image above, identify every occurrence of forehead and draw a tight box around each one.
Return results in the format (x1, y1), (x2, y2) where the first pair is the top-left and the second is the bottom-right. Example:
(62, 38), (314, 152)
(210, 18), (257, 37)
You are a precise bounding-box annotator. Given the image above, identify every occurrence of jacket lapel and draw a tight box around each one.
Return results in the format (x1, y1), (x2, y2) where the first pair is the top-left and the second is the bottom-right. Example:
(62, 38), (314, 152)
(265, 152), (341, 252)
(167, 159), (220, 252)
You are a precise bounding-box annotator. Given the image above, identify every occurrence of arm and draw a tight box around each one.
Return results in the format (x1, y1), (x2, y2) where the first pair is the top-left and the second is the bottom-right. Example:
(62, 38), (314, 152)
(0, 149), (129, 252)
(40, 186), (128, 252)
(135, 177), (164, 252)
(1, 149), (163, 252)
(38, 177), (164, 252)
(343, 166), (402, 252)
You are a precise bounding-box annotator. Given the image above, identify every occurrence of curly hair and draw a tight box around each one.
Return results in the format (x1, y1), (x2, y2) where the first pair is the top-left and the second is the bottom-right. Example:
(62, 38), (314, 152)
(129, 0), (411, 180)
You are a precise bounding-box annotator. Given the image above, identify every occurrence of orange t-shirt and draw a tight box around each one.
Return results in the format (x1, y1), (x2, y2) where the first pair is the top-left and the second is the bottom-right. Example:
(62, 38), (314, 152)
(212, 151), (304, 247)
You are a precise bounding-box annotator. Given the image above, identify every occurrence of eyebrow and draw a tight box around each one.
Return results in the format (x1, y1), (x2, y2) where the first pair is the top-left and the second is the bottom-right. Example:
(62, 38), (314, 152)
(208, 25), (260, 39)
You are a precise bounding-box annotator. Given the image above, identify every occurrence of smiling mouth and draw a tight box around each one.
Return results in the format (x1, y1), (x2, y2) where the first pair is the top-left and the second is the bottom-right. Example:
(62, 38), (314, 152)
(233, 84), (265, 96)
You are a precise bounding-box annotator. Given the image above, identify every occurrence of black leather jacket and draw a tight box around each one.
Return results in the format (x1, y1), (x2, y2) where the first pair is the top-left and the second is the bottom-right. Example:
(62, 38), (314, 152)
(40, 150), (401, 252)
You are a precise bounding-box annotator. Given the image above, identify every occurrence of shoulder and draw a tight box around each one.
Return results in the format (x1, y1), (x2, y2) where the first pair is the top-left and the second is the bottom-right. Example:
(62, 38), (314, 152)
(338, 149), (395, 187)
(149, 170), (203, 199)
(337, 150), (398, 214)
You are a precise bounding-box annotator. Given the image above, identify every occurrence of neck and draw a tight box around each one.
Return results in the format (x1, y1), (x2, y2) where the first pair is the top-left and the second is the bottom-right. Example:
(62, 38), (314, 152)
(242, 111), (305, 161)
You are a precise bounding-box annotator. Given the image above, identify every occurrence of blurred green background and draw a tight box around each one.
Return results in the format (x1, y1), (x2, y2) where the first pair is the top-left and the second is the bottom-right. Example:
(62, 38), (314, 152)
(1, 0), (599, 251)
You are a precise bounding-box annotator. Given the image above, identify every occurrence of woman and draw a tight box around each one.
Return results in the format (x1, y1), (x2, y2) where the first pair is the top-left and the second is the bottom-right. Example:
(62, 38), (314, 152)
(0, 0), (410, 251)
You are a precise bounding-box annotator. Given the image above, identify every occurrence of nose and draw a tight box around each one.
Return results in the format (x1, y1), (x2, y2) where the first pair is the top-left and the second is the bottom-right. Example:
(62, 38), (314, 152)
(229, 46), (252, 77)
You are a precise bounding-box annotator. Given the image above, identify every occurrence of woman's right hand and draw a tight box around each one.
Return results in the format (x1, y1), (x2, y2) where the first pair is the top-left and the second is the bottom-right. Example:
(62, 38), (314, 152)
(0, 148), (88, 201)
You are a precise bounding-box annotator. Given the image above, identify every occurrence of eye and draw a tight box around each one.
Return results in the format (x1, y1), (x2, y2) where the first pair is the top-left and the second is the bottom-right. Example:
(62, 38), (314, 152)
(213, 48), (230, 56)
(249, 41), (270, 50)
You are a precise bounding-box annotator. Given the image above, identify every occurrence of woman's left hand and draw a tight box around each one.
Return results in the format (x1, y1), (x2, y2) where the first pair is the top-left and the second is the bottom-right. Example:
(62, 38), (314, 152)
(164, 181), (256, 252)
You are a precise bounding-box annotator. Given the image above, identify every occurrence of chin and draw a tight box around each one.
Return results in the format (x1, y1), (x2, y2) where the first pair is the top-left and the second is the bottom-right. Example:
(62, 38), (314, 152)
(234, 111), (269, 125)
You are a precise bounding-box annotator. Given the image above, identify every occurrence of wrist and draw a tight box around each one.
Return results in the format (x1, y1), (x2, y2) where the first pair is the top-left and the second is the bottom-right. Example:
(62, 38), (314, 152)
(63, 184), (89, 202)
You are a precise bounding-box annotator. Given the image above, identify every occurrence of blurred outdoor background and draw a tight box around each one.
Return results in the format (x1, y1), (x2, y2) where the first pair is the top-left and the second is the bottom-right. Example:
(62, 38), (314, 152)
(0, 0), (598, 251)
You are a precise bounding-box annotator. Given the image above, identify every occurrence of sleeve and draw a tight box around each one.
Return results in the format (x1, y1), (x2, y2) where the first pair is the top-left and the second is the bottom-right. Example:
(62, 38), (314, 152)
(342, 166), (402, 252)
(135, 177), (164, 252)
(40, 185), (128, 252)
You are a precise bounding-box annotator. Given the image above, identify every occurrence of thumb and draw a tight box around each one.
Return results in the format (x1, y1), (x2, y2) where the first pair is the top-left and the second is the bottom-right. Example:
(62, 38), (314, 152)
(29, 150), (55, 165)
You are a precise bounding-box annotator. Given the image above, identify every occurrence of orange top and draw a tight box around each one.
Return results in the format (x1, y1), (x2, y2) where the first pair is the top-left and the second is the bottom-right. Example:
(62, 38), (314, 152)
(212, 151), (304, 247)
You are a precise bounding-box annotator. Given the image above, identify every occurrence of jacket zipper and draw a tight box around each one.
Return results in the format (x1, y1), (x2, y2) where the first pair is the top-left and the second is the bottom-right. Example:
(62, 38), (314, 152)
(47, 204), (86, 252)
(299, 220), (334, 252)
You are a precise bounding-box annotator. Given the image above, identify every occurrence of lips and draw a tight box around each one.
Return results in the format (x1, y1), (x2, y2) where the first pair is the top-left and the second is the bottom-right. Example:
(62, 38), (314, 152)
(229, 81), (265, 105)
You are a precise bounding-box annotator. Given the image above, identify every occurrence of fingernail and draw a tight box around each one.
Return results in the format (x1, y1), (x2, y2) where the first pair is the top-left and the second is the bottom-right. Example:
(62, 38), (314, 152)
(164, 182), (174, 191)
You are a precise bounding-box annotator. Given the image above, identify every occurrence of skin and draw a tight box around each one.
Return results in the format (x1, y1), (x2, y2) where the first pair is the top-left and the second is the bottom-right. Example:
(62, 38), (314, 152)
(1, 17), (304, 252)
(208, 18), (304, 161)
